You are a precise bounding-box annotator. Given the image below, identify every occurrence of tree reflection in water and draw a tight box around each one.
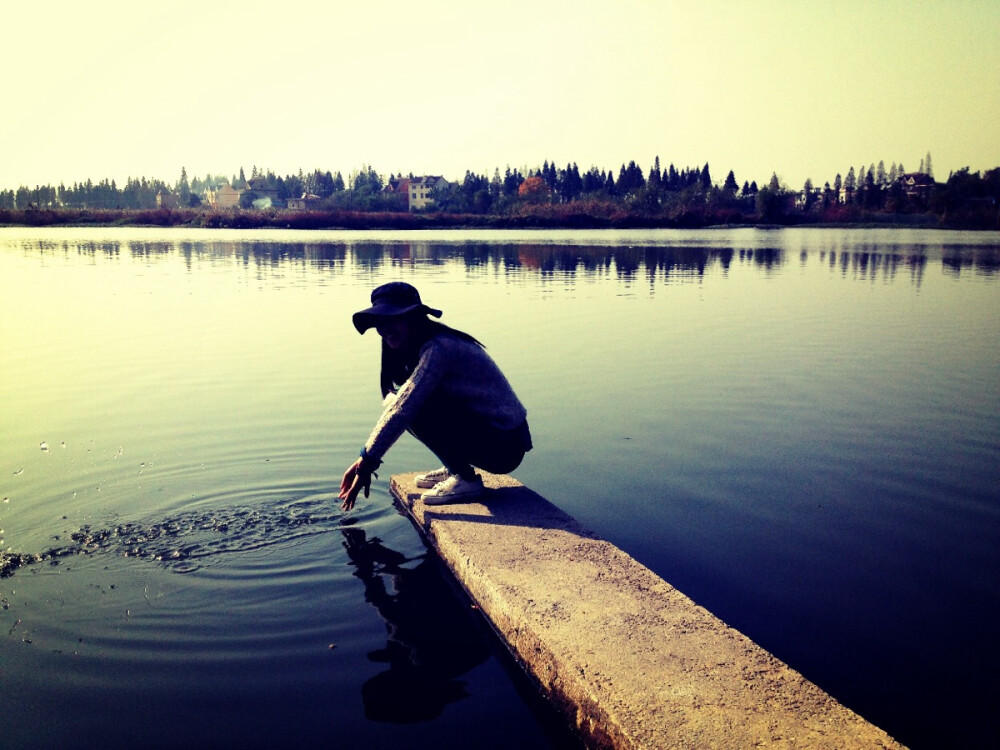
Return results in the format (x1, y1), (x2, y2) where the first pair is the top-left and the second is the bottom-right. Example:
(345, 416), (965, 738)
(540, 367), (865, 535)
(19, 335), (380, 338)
(340, 526), (491, 724)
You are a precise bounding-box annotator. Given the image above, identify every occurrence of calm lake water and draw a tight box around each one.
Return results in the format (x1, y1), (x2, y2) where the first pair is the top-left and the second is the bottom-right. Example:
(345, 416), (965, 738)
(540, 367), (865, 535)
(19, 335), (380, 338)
(2, 226), (998, 749)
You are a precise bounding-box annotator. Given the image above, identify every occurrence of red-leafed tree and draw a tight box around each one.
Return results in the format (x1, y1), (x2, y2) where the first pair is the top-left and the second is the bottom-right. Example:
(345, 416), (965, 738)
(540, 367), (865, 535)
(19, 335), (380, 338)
(518, 175), (549, 204)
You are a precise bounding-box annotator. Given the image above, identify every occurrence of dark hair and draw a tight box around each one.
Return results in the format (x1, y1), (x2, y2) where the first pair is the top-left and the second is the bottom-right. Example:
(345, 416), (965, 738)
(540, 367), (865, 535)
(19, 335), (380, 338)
(379, 314), (483, 397)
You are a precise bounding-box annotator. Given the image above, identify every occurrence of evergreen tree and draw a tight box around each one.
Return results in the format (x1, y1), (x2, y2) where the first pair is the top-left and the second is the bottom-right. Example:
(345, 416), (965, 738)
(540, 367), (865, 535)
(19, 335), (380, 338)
(490, 168), (502, 200)
(758, 175), (788, 221)
(582, 166), (605, 193)
(178, 167), (191, 205)
(844, 167), (855, 192)
(502, 166), (523, 196)
(558, 162), (582, 202)
(667, 164), (680, 191)
(648, 157), (662, 192)
(285, 172), (304, 199)
(540, 160), (558, 190)
(864, 166), (877, 208)
(275, 176), (288, 200)
(616, 161), (644, 194)
(723, 170), (738, 193)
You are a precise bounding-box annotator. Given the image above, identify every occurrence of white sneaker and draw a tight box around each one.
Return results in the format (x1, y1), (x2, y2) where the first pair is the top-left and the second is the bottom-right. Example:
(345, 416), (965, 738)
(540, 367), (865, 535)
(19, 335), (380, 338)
(415, 467), (452, 489)
(421, 474), (485, 505)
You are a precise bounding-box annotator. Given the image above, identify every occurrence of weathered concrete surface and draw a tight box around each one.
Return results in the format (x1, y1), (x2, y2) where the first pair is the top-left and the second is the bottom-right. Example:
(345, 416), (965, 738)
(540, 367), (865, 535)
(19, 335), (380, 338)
(390, 471), (905, 750)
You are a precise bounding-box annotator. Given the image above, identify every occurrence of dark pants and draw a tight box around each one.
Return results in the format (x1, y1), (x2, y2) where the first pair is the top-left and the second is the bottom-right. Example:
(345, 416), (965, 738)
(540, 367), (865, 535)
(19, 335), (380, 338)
(408, 397), (532, 480)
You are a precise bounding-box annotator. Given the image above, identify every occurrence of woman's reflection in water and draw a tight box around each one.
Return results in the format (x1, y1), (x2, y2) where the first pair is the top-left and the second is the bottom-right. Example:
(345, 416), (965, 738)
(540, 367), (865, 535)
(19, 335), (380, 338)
(340, 527), (491, 724)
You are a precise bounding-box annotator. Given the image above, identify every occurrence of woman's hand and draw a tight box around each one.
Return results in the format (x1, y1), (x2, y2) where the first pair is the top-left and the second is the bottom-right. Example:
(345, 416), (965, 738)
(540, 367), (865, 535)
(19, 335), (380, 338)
(339, 457), (372, 511)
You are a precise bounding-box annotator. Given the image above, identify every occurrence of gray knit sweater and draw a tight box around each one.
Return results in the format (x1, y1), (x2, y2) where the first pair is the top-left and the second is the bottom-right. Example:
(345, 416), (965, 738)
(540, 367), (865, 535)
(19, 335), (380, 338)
(363, 332), (527, 464)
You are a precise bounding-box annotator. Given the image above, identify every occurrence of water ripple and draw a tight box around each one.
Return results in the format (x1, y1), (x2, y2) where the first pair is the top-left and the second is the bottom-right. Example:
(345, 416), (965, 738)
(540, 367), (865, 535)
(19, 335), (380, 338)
(1, 488), (349, 578)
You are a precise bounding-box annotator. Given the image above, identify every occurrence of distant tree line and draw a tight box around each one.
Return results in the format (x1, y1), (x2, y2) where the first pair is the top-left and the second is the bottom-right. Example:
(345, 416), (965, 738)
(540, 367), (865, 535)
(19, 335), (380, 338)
(2, 152), (998, 229)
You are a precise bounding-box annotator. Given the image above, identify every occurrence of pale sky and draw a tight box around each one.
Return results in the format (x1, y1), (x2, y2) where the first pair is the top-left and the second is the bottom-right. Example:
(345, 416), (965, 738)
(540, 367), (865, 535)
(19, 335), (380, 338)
(3, 0), (998, 192)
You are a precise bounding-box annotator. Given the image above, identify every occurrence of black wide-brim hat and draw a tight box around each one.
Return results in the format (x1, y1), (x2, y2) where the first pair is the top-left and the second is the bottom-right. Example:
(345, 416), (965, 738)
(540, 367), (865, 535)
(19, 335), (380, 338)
(352, 281), (442, 334)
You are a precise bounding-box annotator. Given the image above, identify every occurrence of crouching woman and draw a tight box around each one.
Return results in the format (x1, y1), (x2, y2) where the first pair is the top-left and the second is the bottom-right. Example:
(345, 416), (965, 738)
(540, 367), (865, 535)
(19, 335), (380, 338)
(339, 282), (532, 511)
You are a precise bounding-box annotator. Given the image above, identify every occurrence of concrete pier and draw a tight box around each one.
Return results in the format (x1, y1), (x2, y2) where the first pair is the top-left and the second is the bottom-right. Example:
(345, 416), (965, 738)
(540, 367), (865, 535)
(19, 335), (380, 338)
(390, 471), (905, 750)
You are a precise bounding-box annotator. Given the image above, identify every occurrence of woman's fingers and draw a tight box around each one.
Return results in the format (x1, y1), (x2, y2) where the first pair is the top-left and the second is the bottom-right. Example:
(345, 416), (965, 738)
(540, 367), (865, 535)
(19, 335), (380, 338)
(338, 456), (378, 510)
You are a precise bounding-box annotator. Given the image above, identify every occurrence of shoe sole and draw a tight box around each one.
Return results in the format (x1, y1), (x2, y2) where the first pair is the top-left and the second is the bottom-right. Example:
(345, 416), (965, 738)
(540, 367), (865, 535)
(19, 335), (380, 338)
(422, 489), (484, 506)
(415, 472), (452, 489)
(415, 478), (445, 489)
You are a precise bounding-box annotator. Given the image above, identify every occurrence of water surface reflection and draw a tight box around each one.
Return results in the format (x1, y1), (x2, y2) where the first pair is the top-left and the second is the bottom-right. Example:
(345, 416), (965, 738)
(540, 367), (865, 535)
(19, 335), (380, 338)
(19, 233), (999, 285)
(341, 526), (491, 724)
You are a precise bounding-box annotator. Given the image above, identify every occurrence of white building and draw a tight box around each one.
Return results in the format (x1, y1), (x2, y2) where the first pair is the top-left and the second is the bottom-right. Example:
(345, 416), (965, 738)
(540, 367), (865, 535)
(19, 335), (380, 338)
(407, 176), (449, 211)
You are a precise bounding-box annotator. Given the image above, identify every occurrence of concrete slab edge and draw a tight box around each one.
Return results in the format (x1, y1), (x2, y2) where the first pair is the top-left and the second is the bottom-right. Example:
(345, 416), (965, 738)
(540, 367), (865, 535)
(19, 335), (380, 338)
(389, 472), (905, 750)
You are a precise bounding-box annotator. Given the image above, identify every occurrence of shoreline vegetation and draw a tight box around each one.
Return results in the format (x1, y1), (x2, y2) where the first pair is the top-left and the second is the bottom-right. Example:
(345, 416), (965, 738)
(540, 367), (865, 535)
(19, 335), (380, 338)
(0, 205), (993, 231)
(3, 158), (998, 230)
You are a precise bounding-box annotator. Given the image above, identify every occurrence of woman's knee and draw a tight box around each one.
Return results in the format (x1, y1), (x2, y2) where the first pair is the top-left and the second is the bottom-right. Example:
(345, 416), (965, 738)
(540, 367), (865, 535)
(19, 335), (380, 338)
(471, 423), (531, 474)
(475, 447), (525, 475)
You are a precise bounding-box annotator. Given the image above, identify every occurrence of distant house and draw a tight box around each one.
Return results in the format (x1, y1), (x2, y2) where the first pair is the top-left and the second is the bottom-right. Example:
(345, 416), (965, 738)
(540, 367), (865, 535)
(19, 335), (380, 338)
(408, 176), (448, 211)
(212, 184), (243, 209)
(795, 187), (824, 212)
(156, 190), (179, 209)
(899, 172), (935, 198)
(287, 193), (323, 211)
(384, 175), (449, 211)
(398, 175), (447, 211)
(385, 177), (410, 199)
